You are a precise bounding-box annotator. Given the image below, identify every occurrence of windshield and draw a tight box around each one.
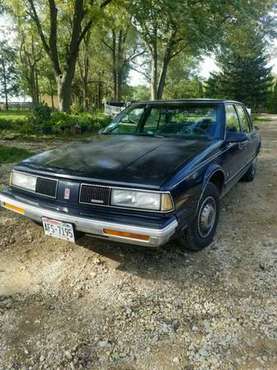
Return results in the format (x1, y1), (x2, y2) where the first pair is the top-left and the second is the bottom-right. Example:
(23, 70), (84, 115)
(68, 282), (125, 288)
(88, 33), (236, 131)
(103, 103), (221, 140)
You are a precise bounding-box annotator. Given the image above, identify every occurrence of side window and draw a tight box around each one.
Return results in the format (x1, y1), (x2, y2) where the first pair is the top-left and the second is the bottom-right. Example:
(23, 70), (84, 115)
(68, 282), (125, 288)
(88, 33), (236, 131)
(236, 105), (251, 133)
(225, 104), (241, 133)
(113, 107), (144, 134)
(143, 108), (161, 133)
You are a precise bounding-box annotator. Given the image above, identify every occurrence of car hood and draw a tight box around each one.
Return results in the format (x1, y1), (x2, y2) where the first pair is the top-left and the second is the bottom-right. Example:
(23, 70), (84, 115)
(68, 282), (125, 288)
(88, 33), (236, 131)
(19, 135), (213, 188)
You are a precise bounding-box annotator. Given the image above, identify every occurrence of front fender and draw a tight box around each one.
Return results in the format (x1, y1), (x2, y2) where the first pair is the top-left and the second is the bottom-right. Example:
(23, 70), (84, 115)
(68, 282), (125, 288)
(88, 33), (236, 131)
(170, 163), (225, 231)
(201, 164), (225, 197)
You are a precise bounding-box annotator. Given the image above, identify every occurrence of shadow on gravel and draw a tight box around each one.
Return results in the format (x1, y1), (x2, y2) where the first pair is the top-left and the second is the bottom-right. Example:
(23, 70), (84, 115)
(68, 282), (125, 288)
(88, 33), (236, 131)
(75, 235), (211, 281)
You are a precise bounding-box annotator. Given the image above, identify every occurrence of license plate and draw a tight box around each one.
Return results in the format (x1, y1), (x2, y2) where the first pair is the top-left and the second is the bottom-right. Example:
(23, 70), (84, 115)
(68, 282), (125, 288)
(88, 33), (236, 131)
(42, 217), (75, 243)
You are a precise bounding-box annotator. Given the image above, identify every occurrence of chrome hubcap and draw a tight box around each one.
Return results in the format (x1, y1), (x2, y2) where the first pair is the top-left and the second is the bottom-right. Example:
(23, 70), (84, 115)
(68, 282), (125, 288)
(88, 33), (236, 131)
(198, 196), (217, 238)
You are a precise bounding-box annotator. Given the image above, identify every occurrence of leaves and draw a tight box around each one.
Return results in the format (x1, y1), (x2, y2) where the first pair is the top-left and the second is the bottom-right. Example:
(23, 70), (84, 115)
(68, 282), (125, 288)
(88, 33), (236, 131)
(205, 31), (273, 110)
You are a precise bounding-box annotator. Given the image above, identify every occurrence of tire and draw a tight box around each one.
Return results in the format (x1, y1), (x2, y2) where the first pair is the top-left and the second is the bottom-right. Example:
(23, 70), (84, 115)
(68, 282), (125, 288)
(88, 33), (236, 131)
(241, 159), (257, 182)
(178, 183), (220, 251)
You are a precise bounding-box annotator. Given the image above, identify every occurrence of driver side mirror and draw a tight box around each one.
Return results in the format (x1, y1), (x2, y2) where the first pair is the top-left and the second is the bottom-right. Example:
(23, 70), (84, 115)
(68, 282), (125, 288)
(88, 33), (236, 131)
(225, 131), (248, 143)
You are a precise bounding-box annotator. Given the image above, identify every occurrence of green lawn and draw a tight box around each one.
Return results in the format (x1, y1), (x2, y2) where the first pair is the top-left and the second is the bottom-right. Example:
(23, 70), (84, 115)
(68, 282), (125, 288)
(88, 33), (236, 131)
(0, 111), (30, 121)
(0, 145), (33, 164)
(253, 117), (272, 123)
(0, 111), (30, 133)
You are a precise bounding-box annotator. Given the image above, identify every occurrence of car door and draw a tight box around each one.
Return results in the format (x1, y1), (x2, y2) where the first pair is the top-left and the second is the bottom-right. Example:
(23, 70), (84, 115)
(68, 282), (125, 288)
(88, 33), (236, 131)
(223, 104), (246, 182)
(235, 104), (259, 163)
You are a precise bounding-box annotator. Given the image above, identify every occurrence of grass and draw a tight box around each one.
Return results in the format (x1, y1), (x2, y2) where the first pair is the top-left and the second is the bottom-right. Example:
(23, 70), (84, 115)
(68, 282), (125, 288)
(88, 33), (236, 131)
(0, 111), (30, 120)
(0, 145), (33, 164)
(0, 111), (29, 132)
(254, 117), (272, 123)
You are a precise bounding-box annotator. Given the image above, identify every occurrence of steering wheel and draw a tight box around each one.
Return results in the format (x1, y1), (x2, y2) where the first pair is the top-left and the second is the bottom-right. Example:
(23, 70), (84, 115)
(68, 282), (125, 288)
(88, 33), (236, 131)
(193, 126), (207, 135)
(181, 126), (193, 135)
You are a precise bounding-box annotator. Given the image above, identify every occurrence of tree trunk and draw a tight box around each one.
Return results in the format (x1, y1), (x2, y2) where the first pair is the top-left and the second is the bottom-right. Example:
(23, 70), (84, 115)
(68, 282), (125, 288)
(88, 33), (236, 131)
(150, 29), (158, 100)
(156, 61), (169, 100)
(151, 53), (158, 100)
(117, 68), (123, 101)
(50, 79), (55, 109)
(1, 59), (8, 110)
(35, 68), (39, 104)
(117, 30), (123, 101)
(112, 30), (118, 101)
(156, 43), (173, 99)
(30, 65), (39, 107)
(83, 54), (89, 110)
(56, 72), (74, 112)
(79, 31), (91, 111)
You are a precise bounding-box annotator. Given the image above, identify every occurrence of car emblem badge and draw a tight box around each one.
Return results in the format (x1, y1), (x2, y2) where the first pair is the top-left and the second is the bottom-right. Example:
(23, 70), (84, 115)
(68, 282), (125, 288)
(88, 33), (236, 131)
(64, 188), (70, 200)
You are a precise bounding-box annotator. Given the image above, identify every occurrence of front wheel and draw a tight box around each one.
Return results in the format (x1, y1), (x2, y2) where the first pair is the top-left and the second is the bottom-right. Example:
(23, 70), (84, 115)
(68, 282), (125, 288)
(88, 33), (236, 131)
(178, 183), (220, 251)
(241, 158), (257, 182)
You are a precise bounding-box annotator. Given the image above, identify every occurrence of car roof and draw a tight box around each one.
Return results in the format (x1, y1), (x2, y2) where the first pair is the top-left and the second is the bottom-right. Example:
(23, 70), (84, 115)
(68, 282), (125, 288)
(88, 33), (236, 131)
(132, 98), (242, 105)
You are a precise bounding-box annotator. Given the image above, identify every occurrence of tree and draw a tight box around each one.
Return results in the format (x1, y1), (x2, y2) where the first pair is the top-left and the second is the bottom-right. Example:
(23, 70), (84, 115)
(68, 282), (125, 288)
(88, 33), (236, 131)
(101, 4), (142, 101)
(206, 32), (272, 111)
(267, 79), (277, 113)
(130, 0), (189, 100)
(0, 41), (19, 110)
(163, 53), (203, 99)
(18, 29), (43, 107)
(22, 0), (113, 112)
(205, 73), (224, 99)
(130, 0), (276, 100)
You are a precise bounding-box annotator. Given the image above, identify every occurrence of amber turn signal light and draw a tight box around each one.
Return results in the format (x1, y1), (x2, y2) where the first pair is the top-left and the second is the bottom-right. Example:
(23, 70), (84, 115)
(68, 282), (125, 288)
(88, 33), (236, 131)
(3, 202), (25, 215)
(103, 228), (150, 241)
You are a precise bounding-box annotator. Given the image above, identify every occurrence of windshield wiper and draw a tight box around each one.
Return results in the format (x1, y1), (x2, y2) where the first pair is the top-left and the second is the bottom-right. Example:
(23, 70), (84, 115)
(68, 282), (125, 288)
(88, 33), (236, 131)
(135, 133), (165, 138)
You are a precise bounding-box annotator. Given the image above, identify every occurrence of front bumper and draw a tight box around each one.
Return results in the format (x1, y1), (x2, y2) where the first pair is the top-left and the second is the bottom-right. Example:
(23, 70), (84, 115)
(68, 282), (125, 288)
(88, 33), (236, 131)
(0, 192), (178, 247)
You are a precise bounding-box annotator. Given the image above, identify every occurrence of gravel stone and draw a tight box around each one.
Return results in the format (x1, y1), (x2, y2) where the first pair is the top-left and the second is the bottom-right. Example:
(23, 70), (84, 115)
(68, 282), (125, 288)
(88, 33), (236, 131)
(0, 121), (277, 369)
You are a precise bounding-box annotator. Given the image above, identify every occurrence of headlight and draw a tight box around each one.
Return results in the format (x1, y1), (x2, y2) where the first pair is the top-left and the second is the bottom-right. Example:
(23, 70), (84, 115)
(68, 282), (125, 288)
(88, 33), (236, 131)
(11, 171), (37, 192)
(111, 189), (173, 211)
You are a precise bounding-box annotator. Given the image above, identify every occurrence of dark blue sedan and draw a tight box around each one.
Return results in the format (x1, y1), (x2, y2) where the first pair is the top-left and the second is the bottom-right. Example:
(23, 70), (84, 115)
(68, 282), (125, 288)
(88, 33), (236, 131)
(0, 99), (261, 251)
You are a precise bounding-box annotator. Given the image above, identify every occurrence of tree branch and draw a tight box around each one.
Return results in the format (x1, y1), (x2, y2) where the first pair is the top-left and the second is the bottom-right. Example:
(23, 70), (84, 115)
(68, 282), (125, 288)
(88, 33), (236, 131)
(129, 65), (151, 82)
(100, 0), (113, 8)
(126, 50), (146, 63)
(67, 0), (85, 68)
(26, 0), (50, 56)
(77, 19), (93, 47)
(102, 38), (113, 50)
(48, 0), (61, 75)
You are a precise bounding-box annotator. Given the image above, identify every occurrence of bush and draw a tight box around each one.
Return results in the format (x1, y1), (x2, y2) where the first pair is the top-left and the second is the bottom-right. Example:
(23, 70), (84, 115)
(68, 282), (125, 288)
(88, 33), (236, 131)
(30, 104), (52, 134)
(0, 107), (112, 136)
(31, 104), (52, 124)
(0, 112), (28, 131)
(0, 144), (33, 164)
(49, 112), (111, 134)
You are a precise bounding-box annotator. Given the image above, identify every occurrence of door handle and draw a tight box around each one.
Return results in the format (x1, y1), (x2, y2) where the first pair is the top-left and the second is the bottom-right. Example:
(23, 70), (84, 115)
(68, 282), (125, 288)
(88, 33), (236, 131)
(238, 141), (248, 150)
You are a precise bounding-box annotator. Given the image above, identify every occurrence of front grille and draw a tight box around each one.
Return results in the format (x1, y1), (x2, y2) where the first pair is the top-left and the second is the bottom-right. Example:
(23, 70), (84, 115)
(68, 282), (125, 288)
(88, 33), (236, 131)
(36, 177), (57, 198)
(80, 184), (111, 205)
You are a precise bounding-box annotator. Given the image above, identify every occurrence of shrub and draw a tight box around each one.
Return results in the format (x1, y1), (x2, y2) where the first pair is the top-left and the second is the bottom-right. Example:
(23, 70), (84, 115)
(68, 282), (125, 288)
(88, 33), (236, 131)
(49, 112), (112, 134)
(31, 104), (52, 124)
(0, 107), (112, 136)
(0, 145), (34, 164)
(0, 113), (28, 131)
(30, 104), (52, 134)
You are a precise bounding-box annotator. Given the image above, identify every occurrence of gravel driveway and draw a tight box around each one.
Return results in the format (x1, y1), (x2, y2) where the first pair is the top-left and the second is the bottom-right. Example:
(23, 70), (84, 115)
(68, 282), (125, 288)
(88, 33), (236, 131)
(0, 119), (276, 369)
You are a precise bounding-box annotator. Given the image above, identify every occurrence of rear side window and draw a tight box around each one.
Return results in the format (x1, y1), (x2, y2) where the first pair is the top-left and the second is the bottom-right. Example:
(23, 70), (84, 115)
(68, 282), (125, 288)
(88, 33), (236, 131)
(236, 105), (251, 133)
(225, 104), (240, 133)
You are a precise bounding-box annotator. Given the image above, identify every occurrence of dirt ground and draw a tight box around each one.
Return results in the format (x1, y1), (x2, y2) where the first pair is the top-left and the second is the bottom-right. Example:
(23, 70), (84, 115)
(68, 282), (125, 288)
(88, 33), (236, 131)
(0, 118), (276, 370)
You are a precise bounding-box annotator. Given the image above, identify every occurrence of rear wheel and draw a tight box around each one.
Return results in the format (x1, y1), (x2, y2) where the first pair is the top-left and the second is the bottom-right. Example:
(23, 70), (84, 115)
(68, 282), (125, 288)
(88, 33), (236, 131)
(241, 158), (257, 182)
(178, 183), (220, 251)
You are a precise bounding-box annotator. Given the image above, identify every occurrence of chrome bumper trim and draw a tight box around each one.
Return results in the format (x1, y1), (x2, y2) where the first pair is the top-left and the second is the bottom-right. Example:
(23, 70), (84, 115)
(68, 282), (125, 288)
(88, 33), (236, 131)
(0, 193), (178, 247)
